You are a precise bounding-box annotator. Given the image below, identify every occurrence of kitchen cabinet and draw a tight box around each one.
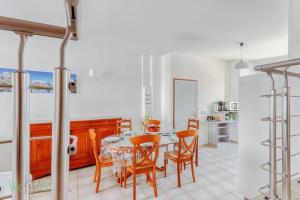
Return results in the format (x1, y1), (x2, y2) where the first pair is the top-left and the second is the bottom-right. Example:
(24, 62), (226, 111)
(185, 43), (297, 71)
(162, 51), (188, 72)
(205, 121), (238, 147)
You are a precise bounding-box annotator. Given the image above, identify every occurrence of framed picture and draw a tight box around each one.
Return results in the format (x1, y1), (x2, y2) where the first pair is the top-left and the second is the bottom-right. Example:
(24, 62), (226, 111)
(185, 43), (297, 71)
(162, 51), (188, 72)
(0, 68), (77, 93)
(0, 68), (14, 92)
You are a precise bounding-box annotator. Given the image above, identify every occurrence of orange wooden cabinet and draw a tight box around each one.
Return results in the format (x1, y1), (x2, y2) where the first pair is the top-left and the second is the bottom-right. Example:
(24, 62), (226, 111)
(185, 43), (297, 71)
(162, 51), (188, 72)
(30, 118), (121, 179)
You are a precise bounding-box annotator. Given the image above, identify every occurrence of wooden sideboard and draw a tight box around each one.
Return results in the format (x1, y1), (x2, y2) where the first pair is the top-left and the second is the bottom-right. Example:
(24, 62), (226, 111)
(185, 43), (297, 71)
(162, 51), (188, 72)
(30, 118), (121, 179)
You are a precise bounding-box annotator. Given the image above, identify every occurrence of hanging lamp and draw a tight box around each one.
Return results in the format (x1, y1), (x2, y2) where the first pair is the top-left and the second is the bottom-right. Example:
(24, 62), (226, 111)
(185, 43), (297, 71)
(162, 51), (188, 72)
(235, 42), (249, 69)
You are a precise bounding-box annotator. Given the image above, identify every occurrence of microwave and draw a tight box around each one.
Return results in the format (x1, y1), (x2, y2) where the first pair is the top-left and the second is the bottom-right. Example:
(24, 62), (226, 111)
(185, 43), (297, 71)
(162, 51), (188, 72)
(225, 102), (239, 111)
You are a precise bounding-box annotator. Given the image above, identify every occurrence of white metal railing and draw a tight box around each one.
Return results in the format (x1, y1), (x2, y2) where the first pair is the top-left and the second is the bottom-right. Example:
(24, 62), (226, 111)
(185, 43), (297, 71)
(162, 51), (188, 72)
(255, 59), (300, 200)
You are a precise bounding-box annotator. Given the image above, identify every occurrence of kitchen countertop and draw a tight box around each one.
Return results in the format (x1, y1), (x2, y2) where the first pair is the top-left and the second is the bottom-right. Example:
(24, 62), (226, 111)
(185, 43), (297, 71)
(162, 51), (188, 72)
(201, 120), (238, 124)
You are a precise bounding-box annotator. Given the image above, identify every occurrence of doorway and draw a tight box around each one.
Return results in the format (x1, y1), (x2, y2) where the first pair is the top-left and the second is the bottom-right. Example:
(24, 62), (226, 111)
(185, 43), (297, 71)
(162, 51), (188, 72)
(173, 79), (198, 130)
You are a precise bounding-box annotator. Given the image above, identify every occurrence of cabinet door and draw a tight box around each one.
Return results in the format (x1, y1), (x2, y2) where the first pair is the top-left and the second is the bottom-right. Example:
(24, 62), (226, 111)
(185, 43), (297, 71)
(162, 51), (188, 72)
(70, 127), (90, 160)
(30, 124), (52, 179)
(31, 128), (52, 166)
(35, 138), (52, 164)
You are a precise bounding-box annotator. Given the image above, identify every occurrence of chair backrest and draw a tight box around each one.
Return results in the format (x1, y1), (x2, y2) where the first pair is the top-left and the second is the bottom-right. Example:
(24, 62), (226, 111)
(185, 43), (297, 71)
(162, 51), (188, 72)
(117, 119), (132, 134)
(176, 130), (198, 159)
(143, 120), (161, 132)
(130, 134), (161, 168)
(89, 129), (100, 165)
(187, 118), (200, 130)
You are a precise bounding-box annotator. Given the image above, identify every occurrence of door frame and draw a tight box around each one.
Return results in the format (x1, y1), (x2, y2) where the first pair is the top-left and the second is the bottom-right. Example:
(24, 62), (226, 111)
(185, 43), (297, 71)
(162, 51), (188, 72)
(173, 78), (198, 129)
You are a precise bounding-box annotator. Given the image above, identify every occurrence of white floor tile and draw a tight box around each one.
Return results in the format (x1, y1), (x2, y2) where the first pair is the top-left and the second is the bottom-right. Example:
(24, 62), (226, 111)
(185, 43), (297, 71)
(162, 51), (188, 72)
(31, 144), (246, 200)
(202, 184), (228, 198)
(189, 188), (215, 200)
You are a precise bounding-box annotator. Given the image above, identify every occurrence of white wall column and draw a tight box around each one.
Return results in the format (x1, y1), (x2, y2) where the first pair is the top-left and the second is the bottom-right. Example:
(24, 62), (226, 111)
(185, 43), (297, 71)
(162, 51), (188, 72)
(289, 0), (300, 59)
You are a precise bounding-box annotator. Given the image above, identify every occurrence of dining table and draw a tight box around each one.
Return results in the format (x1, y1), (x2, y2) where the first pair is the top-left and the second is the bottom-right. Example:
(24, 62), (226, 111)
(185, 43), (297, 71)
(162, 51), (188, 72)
(100, 131), (179, 182)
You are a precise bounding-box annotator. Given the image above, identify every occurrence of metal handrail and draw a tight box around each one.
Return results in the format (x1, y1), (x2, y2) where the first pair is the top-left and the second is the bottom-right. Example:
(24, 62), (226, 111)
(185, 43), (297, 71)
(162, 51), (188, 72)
(1, 135), (77, 143)
(258, 184), (270, 196)
(0, 186), (74, 200)
(0, 194), (12, 200)
(261, 118), (283, 122)
(261, 164), (284, 176)
(261, 94), (300, 98)
(254, 58), (300, 71)
(261, 140), (285, 150)
(30, 136), (51, 141)
(0, 139), (12, 144)
(277, 133), (300, 140)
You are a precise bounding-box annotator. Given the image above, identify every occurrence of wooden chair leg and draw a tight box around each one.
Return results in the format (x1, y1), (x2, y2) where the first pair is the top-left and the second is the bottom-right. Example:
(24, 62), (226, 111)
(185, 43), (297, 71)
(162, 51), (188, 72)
(152, 168), (158, 197)
(191, 158), (196, 183)
(93, 165), (98, 182)
(196, 138), (199, 166)
(95, 166), (101, 193)
(124, 167), (127, 188)
(177, 162), (181, 188)
(120, 167), (123, 187)
(164, 158), (167, 178)
(181, 163), (183, 173)
(133, 172), (136, 200)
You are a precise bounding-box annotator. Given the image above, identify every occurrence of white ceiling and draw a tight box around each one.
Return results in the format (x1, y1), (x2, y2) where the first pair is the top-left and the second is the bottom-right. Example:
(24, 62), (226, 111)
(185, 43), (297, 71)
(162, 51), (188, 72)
(0, 0), (289, 60)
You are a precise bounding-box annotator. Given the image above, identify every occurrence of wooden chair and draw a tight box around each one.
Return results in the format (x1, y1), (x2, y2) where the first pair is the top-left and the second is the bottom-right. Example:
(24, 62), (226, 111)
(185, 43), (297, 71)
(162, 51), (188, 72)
(117, 119), (132, 134)
(164, 129), (198, 187)
(124, 134), (161, 200)
(187, 118), (200, 166)
(143, 119), (161, 133)
(188, 118), (199, 130)
(89, 129), (113, 193)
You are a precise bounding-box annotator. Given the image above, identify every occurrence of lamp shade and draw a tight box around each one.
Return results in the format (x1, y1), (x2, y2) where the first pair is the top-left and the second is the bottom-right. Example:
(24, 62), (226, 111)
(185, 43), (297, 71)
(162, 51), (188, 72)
(234, 60), (249, 69)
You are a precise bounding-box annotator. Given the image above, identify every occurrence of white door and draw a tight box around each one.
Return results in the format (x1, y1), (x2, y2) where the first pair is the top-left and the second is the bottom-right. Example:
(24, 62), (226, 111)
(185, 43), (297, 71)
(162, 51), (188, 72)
(174, 79), (198, 130)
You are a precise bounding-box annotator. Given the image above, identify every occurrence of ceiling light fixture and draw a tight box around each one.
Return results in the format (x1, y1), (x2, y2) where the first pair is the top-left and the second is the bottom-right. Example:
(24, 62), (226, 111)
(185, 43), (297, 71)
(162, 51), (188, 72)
(235, 42), (249, 69)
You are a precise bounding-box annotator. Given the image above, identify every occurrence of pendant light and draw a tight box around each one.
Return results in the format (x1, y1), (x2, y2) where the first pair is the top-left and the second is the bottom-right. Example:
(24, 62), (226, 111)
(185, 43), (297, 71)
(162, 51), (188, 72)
(234, 42), (249, 69)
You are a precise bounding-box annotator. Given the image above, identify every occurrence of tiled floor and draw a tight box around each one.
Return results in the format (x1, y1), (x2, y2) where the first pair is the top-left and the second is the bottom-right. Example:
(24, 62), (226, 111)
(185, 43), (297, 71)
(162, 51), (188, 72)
(31, 143), (243, 200)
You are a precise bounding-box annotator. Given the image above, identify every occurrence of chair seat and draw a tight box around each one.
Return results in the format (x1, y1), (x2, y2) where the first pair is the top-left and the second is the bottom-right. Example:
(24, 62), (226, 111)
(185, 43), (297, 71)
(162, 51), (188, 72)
(127, 160), (154, 174)
(98, 155), (113, 167)
(164, 151), (193, 162)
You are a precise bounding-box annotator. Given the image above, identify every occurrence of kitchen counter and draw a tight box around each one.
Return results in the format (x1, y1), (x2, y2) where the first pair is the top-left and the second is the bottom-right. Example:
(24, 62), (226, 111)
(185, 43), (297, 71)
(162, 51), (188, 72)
(203, 120), (238, 147)
(202, 120), (238, 124)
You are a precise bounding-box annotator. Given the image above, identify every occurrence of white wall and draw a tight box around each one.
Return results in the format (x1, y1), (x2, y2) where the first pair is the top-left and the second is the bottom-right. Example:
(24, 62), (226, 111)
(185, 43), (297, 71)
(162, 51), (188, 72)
(161, 53), (228, 145)
(225, 61), (240, 102)
(239, 74), (270, 198)
(171, 53), (227, 118)
(289, 0), (300, 58)
(152, 55), (163, 120)
(160, 53), (172, 128)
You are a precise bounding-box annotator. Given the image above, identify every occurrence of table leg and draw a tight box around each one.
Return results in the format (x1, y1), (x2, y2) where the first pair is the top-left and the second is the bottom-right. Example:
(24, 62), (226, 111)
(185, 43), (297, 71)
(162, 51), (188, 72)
(118, 170), (132, 184)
